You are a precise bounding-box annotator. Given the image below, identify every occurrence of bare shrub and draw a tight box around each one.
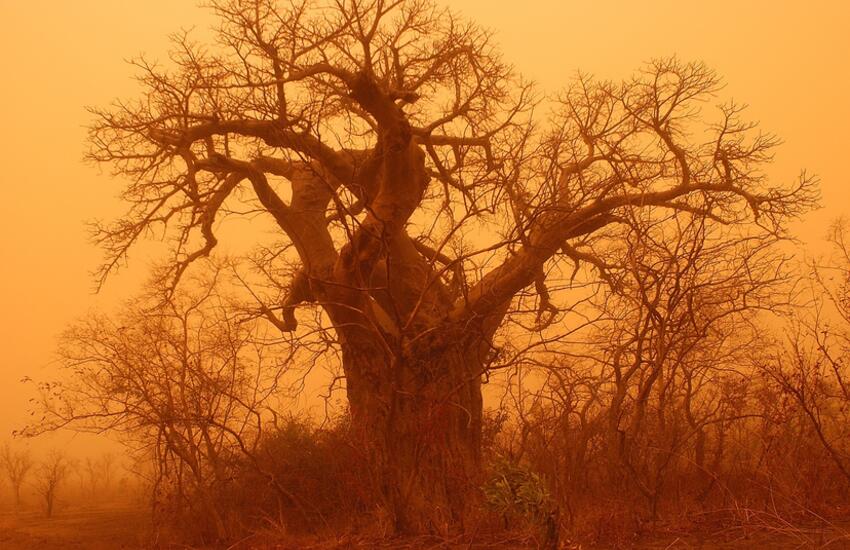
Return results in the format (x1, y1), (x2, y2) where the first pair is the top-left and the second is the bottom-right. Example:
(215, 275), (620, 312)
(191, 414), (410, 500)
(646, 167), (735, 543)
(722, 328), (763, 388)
(26, 274), (292, 543)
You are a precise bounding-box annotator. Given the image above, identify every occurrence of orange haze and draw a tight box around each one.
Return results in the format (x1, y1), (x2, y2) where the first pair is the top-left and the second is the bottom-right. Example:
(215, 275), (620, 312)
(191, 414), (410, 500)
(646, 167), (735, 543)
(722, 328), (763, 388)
(1, 1), (848, 450)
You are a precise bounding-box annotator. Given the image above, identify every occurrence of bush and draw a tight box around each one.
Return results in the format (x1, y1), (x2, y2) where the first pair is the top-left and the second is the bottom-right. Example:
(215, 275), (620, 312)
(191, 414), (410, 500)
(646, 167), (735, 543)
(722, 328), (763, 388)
(482, 456), (558, 547)
(220, 416), (376, 536)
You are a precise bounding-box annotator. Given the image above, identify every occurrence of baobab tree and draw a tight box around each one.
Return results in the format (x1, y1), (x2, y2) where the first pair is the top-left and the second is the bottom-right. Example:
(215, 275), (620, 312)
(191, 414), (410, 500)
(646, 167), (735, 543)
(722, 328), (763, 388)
(86, 0), (817, 533)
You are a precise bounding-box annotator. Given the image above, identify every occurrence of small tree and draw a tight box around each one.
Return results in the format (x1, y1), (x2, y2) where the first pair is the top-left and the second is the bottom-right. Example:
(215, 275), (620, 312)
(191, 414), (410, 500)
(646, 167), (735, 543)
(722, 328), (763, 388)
(33, 450), (69, 518)
(28, 275), (290, 540)
(1, 442), (34, 507)
(760, 219), (850, 484)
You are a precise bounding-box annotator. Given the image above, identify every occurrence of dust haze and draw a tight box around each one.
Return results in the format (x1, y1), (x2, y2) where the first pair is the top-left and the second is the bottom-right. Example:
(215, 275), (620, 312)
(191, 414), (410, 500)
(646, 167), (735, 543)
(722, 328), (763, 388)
(1, 1), (850, 549)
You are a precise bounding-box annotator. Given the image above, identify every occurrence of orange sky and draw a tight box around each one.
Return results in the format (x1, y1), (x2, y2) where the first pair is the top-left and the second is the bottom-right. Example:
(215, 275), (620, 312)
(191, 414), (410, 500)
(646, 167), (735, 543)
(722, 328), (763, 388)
(1, 1), (848, 449)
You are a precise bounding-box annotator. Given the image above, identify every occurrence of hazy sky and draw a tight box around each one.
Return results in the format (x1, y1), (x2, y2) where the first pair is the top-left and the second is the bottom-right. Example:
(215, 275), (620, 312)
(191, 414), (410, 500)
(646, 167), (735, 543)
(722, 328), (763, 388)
(1, 1), (848, 449)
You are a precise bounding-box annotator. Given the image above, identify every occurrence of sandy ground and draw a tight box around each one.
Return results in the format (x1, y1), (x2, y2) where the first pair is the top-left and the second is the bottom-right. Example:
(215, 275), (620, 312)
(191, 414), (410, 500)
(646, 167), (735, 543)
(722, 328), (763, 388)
(638, 532), (850, 549)
(0, 503), (153, 549)
(624, 522), (850, 549)
(3, 504), (850, 549)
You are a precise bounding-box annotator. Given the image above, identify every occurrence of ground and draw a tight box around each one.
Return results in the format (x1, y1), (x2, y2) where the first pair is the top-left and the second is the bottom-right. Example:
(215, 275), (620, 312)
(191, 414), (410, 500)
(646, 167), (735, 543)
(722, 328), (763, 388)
(2, 504), (850, 549)
(0, 503), (152, 549)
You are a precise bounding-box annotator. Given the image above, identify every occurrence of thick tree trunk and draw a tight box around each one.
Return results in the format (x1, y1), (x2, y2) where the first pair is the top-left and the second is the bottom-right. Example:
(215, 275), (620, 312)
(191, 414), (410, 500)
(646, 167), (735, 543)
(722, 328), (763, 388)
(343, 333), (485, 535)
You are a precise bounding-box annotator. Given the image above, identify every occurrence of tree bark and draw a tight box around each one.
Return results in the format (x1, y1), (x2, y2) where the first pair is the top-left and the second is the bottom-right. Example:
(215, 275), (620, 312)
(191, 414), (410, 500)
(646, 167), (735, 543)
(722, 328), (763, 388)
(342, 330), (485, 534)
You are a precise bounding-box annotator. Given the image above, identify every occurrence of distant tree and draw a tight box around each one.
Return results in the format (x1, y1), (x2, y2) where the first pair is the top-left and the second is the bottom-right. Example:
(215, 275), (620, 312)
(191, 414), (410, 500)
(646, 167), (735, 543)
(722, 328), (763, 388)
(68, 457), (87, 496)
(99, 453), (116, 496)
(80, 453), (117, 498)
(84, 457), (99, 497)
(84, 0), (816, 534)
(33, 449), (70, 517)
(1, 442), (34, 507)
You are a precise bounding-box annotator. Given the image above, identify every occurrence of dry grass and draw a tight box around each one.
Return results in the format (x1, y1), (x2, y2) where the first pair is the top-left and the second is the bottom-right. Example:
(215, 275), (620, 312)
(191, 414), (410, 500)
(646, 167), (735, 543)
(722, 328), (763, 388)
(0, 504), (152, 549)
(3, 501), (850, 549)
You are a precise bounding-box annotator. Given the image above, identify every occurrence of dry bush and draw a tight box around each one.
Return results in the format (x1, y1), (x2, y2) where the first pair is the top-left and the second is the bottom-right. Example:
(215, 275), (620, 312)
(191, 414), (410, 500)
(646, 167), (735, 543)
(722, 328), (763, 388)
(25, 273), (297, 543)
(477, 218), (850, 546)
(219, 417), (376, 536)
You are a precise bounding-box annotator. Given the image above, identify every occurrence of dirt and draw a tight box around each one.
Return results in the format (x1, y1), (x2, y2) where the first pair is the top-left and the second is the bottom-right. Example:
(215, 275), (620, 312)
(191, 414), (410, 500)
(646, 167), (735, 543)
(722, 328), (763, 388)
(637, 529), (850, 549)
(0, 504), (153, 549)
(3, 506), (850, 549)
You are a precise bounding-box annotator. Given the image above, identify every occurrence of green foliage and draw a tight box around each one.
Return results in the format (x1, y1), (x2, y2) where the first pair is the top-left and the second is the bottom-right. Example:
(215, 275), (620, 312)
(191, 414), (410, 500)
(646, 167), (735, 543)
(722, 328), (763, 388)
(482, 456), (553, 524)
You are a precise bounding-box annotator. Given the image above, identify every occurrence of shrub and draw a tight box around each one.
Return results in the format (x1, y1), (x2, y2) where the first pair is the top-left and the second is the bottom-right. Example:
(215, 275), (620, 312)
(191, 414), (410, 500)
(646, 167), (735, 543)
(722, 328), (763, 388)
(483, 457), (552, 523)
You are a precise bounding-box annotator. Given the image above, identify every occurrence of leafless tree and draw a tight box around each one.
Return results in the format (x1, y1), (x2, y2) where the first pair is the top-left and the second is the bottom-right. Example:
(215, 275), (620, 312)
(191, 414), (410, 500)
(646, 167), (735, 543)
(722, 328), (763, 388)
(591, 212), (787, 514)
(33, 449), (70, 518)
(84, 456), (100, 497)
(759, 219), (850, 484)
(492, 204), (793, 522)
(1, 442), (34, 508)
(81, 455), (117, 498)
(27, 274), (291, 540)
(99, 453), (117, 496)
(85, 0), (816, 533)
(68, 458), (87, 497)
